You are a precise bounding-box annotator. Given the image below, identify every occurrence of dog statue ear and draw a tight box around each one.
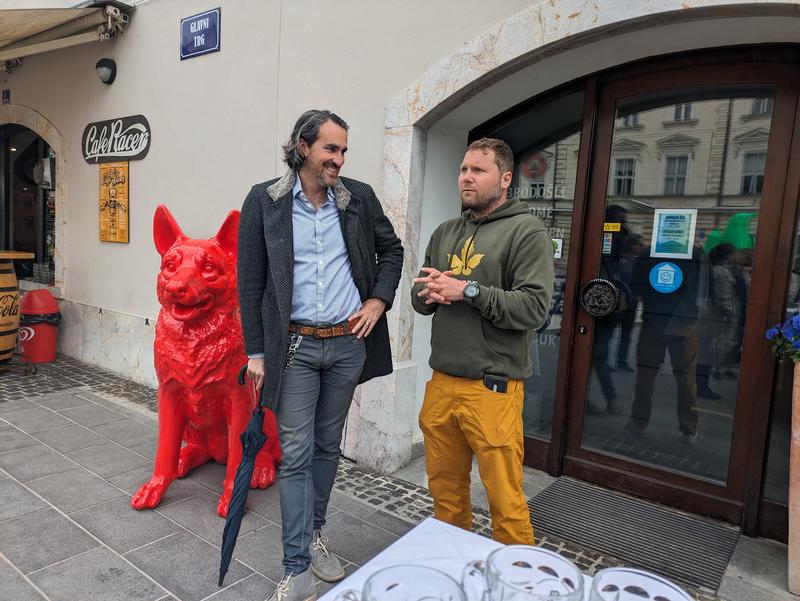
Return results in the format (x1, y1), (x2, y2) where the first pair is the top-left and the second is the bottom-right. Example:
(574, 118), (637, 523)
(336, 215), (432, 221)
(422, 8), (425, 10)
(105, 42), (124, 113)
(213, 210), (240, 258)
(153, 205), (185, 257)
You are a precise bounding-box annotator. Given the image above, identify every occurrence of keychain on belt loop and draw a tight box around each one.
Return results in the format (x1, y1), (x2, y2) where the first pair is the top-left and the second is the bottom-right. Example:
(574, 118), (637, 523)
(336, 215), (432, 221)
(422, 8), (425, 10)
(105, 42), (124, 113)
(284, 333), (303, 373)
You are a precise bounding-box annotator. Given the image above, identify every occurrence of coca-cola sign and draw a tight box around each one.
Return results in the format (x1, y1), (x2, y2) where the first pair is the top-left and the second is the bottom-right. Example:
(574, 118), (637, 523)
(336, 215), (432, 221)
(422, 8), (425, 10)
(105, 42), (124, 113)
(82, 115), (151, 164)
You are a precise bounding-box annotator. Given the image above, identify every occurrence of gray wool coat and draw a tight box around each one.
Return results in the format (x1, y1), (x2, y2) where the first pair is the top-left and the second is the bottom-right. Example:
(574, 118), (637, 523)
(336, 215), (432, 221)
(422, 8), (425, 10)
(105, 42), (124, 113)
(237, 170), (404, 411)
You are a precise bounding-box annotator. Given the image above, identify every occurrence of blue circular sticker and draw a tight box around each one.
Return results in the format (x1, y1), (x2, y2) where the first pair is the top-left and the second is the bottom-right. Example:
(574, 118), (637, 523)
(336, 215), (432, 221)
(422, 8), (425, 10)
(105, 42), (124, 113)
(649, 261), (683, 294)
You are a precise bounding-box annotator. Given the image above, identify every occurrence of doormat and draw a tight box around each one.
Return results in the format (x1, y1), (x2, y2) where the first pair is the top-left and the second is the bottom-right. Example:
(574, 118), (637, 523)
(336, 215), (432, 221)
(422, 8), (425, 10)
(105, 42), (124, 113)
(528, 478), (740, 592)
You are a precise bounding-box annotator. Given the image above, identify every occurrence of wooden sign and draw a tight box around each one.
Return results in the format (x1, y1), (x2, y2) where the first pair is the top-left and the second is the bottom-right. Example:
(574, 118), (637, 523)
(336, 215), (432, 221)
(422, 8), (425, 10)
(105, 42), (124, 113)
(99, 162), (129, 243)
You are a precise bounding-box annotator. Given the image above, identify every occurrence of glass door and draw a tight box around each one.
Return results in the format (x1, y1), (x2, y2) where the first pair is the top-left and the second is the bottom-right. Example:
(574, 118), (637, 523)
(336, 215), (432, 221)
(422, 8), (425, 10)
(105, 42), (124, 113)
(564, 62), (800, 521)
(479, 87), (592, 470)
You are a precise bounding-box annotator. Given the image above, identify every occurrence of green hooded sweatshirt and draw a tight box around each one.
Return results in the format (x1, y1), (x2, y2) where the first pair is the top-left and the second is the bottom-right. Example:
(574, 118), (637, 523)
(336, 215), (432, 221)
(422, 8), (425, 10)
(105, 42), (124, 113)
(411, 198), (554, 380)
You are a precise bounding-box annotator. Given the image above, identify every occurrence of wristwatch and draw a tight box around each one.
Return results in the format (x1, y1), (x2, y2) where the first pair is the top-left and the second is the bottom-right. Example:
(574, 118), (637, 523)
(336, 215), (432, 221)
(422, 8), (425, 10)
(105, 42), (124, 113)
(463, 280), (480, 301)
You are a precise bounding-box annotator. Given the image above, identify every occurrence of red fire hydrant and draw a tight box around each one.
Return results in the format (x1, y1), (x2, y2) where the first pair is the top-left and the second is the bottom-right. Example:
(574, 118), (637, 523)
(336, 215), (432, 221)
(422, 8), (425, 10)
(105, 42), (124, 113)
(19, 290), (61, 363)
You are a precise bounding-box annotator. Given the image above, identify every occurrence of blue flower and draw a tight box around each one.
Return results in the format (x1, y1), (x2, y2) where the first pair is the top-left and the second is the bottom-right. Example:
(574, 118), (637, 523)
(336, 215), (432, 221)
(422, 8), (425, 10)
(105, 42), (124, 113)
(792, 315), (800, 331)
(792, 339), (800, 350)
(781, 324), (795, 340)
(766, 328), (780, 340)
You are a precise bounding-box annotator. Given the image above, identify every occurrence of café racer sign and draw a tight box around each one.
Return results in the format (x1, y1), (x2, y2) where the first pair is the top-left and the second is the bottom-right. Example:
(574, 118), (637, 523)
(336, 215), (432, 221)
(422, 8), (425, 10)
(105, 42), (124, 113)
(82, 115), (151, 164)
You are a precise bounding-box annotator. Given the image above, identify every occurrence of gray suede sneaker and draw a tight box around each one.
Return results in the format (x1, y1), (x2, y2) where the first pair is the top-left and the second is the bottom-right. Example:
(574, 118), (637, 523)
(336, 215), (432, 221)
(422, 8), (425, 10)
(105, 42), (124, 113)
(267, 569), (317, 601)
(309, 529), (345, 582)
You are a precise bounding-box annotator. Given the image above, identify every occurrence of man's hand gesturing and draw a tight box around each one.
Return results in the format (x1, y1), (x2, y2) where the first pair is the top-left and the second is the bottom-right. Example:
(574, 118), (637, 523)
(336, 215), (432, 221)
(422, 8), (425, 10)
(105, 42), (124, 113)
(413, 268), (468, 305)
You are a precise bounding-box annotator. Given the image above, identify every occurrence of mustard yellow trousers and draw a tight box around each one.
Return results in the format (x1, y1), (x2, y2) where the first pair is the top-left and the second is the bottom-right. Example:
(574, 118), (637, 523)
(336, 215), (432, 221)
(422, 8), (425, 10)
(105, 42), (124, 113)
(419, 370), (534, 544)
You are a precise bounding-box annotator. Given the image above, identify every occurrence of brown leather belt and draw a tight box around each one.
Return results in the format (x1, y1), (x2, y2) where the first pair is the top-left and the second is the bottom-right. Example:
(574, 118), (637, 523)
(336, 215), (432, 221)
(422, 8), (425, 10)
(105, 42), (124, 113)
(289, 320), (353, 339)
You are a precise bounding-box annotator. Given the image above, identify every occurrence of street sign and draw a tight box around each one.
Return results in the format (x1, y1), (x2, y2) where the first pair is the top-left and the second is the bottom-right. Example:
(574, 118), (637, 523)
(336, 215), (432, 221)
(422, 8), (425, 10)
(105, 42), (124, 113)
(180, 8), (221, 60)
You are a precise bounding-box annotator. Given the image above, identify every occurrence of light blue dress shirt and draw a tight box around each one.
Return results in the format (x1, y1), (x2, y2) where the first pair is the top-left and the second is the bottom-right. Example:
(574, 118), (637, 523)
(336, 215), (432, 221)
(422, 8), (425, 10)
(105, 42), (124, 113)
(289, 175), (362, 325)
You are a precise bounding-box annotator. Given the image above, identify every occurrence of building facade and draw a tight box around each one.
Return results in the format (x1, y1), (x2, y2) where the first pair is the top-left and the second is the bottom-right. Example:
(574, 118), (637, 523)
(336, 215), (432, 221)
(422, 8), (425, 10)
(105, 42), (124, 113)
(3, 0), (800, 542)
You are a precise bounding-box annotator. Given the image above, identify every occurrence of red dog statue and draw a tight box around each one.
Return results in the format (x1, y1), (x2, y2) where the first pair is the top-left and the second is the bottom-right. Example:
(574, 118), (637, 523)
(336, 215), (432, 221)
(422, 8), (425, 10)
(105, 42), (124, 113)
(132, 205), (280, 517)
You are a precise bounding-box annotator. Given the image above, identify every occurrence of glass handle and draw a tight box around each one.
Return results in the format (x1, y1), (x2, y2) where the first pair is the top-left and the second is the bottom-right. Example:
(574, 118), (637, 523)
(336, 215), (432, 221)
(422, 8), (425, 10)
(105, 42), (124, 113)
(333, 590), (360, 601)
(461, 560), (487, 601)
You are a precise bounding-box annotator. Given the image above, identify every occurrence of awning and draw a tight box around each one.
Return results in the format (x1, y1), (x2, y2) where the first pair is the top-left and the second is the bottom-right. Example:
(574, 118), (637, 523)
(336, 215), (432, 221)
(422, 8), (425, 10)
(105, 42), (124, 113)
(0, 2), (131, 67)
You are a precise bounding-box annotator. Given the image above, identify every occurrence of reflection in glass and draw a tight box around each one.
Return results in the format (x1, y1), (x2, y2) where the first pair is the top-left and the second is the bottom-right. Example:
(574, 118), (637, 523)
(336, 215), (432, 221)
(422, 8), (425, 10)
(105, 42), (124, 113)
(582, 89), (774, 483)
(487, 91), (584, 441)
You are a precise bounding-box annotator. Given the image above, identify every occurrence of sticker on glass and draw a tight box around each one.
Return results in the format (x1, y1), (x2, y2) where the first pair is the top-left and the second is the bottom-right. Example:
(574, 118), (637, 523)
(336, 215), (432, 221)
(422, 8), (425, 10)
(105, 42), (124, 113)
(650, 208), (697, 260)
(649, 261), (683, 294)
(553, 238), (563, 259)
(602, 232), (613, 254)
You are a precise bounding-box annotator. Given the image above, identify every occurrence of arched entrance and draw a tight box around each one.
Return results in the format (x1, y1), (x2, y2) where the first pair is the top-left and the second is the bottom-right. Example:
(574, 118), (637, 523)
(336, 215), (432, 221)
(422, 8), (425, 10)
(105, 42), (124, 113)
(0, 106), (65, 291)
(373, 3), (800, 540)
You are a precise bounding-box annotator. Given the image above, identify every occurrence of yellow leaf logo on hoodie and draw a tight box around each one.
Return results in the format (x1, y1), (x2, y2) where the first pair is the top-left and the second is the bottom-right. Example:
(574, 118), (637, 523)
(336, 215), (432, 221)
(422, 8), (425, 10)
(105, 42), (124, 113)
(448, 238), (484, 276)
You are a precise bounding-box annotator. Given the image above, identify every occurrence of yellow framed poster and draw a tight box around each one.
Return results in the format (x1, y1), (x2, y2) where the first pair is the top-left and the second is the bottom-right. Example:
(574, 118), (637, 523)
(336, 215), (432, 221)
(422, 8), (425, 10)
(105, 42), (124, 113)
(99, 161), (129, 243)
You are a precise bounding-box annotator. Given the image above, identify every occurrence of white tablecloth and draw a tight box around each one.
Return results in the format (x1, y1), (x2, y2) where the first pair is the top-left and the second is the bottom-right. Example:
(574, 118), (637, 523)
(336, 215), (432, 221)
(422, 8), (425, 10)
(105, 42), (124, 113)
(319, 517), (593, 600)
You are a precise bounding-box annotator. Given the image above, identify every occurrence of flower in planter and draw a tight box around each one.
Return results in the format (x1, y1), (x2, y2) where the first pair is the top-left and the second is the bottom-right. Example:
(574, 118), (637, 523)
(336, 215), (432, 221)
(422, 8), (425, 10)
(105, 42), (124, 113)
(766, 314), (800, 362)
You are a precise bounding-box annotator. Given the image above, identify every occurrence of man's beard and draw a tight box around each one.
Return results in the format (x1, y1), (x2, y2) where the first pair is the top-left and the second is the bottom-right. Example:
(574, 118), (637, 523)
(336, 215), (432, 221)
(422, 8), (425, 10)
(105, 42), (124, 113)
(310, 160), (339, 187)
(461, 181), (503, 212)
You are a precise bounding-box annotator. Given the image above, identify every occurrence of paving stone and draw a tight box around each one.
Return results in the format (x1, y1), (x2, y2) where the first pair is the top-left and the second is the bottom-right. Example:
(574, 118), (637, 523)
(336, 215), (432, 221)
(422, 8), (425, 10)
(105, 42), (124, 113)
(232, 523), (285, 582)
(0, 478), (50, 522)
(0, 399), (35, 414)
(108, 466), (206, 507)
(126, 531), (251, 601)
(322, 511), (399, 566)
(244, 479), (282, 524)
(30, 545), (167, 601)
(0, 555), (48, 601)
(718, 575), (793, 601)
(0, 444), (78, 482)
(66, 442), (150, 478)
(58, 404), (128, 427)
(27, 468), (126, 514)
(31, 423), (108, 453)
(208, 572), (278, 601)
(71, 496), (182, 553)
(0, 508), (99, 574)
(328, 489), (379, 520)
(129, 440), (157, 460)
(29, 391), (92, 411)
(157, 491), (269, 544)
(1, 406), (72, 433)
(364, 510), (417, 536)
(186, 460), (226, 493)
(91, 419), (158, 447)
(0, 424), (40, 452)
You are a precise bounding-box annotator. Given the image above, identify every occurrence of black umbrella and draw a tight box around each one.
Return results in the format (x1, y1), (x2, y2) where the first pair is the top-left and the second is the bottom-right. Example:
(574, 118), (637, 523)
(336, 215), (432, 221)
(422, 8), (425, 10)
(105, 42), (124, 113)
(218, 365), (268, 587)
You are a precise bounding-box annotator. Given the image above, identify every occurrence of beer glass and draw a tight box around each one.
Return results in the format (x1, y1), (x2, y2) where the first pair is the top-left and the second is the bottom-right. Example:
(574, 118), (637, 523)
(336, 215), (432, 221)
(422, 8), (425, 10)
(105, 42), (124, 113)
(462, 545), (584, 601)
(590, 567), (694, 601)
(333, 564), (466, 601)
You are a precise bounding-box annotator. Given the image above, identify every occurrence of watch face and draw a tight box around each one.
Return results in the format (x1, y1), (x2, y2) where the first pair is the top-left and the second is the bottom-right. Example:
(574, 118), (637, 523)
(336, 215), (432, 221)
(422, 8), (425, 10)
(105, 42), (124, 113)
(464, 282), (479, 299)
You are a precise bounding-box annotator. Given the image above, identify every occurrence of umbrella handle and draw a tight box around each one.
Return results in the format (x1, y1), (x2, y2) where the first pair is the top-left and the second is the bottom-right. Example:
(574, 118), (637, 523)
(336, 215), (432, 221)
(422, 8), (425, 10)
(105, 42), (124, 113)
(238, 364), (247, 386)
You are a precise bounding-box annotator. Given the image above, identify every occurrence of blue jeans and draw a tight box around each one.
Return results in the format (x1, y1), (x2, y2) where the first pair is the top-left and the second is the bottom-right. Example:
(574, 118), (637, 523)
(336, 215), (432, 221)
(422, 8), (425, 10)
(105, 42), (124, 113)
(276, 333), (366, 575)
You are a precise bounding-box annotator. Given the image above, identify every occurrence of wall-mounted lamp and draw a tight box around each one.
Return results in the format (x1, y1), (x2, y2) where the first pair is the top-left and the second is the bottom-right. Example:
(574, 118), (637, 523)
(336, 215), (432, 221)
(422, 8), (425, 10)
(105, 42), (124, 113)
(95, 58), (117, 85)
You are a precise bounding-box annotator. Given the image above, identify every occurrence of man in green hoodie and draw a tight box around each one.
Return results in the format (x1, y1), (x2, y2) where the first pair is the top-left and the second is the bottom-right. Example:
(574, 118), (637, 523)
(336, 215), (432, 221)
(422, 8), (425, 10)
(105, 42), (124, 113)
(411, 138), (554, 544)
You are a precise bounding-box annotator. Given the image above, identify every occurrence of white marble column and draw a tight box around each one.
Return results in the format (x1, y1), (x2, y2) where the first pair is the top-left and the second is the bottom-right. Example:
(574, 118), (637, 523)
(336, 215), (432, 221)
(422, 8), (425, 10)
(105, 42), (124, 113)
(343, 126), (427, 473)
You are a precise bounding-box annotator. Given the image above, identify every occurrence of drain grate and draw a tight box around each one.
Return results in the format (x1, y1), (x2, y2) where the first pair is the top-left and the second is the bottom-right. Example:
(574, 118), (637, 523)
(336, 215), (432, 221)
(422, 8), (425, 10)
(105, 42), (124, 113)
(528, 478), (739, 592)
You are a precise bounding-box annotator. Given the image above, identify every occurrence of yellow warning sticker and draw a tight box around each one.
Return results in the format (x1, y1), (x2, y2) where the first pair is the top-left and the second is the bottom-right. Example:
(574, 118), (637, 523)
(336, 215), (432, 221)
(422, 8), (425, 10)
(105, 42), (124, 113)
(603, 222), (621, 232)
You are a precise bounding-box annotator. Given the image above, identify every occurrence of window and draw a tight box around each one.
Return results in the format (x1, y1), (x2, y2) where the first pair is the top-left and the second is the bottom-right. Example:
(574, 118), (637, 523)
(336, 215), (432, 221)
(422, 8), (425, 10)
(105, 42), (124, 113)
(752, 97), (774, 115)
(619, 113), (639, 128)
(614, 158), (635, 196)
(664, 155), (688, 195)
(673, 103), (692, 121)
(741, 152), (766, 195)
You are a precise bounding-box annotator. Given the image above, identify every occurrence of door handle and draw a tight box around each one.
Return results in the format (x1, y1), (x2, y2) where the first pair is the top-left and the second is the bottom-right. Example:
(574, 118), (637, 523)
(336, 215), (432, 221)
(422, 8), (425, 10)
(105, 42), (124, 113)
(578, 325), (588, 335)
(579, 278), (620, 318)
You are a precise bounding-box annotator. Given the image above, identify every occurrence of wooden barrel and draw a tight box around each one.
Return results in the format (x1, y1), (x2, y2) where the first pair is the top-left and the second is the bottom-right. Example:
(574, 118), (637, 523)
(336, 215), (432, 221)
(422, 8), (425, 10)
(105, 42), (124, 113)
(0, 259), (20, 363)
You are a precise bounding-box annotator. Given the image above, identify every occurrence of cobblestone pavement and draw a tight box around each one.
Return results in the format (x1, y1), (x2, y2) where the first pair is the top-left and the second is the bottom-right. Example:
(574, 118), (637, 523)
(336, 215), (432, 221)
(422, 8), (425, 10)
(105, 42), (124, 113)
(0, 356), (723, 601)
